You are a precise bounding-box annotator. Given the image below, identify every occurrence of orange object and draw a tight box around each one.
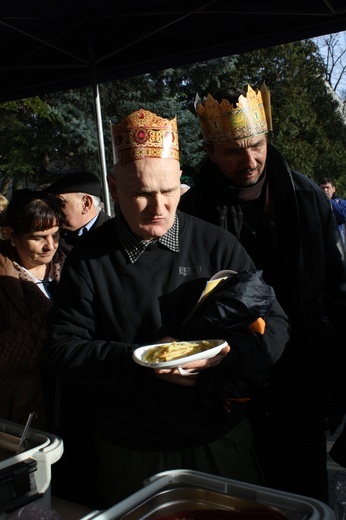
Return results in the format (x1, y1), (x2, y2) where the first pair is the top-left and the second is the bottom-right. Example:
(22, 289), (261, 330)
(248, 317), (266, 334)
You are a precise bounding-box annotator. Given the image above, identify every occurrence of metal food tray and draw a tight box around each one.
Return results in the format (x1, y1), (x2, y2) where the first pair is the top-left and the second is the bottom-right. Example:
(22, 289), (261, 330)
(120, 486), (287, 520)
(0, 418), (64, 519)
(82, 470), (335, 520)
(0, 424), (51, 467)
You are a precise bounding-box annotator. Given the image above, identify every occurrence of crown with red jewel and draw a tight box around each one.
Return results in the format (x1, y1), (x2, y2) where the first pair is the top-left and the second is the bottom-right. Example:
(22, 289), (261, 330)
(195, 83), (272, 143)
(110, 109), (179, 165)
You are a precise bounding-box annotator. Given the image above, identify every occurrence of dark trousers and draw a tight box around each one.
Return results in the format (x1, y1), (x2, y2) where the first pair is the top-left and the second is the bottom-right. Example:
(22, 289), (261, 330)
(251, 372), (329, 504)
(95, 418), (264, 508)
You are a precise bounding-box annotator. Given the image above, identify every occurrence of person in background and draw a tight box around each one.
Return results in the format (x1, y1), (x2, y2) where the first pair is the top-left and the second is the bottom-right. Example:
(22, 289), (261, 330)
(43, 170), (110, 254)
(179, 83), (346, 504)
(0, 194), (8, 213)
(43, 171), (110, 504)
(319, 177), (346, 249)
(0, 194), (9, 239)
(45, 108), (289, 508)
(0, 190), (65, 430)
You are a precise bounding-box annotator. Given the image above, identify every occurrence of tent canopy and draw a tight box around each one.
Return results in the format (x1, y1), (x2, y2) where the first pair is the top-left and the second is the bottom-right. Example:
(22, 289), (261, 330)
(1, 0), (346, 104)
(2, 1), (345, 214)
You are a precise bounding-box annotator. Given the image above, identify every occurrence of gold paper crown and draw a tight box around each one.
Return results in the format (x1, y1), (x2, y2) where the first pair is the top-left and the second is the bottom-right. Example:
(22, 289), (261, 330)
(110, 109), (179, 165)
(195, 83), (272, 143)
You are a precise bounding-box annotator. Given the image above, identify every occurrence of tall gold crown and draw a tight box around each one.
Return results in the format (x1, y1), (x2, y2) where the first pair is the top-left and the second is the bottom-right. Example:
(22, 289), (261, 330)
(195, 83), (272, 143)
(110, 109), (179, 165)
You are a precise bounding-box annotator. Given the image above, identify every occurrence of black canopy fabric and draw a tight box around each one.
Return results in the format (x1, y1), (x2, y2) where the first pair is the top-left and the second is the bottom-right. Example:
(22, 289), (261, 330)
(1, 1), (345, 215)
(1, 0), (346, 104)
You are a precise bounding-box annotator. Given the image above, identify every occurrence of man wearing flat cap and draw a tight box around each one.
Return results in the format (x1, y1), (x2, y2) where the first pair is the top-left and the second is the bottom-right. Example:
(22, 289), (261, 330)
(44, 171), (110, 254)
(43, 170), (111, 505)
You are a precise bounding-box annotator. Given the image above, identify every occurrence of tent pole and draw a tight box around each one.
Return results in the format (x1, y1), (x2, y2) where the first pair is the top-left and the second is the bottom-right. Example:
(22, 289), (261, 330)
(88, 34), (112, 215)
(92, 81), (112, 216)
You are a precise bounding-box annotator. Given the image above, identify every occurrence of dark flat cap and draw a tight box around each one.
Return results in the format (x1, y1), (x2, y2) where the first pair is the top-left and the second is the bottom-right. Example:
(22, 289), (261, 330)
(45, 171), (102, 197)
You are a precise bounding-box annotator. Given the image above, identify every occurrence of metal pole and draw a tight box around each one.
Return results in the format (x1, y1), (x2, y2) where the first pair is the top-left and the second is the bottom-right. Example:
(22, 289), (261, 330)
(92, 81), (112, 216)
(88, 34), (112, 216)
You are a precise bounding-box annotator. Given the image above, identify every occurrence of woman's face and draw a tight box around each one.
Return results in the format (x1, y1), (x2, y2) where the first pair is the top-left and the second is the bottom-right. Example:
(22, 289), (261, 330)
(8, 223), (60, 270)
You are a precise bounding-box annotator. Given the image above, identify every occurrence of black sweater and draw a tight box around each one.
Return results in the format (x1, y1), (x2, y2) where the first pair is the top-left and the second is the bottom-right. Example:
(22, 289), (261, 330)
(46, 210), (289, 450)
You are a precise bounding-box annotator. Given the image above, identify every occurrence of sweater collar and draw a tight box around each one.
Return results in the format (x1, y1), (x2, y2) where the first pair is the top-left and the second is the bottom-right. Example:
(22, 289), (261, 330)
(115, 211), (180, 263)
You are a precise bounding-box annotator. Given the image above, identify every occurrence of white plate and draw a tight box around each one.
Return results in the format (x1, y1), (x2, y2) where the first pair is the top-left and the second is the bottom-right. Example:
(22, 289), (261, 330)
(132, 339), (227, 369)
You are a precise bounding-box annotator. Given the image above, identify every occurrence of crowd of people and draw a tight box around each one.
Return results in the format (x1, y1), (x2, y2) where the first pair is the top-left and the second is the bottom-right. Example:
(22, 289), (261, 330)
(0, 82), (345, 511)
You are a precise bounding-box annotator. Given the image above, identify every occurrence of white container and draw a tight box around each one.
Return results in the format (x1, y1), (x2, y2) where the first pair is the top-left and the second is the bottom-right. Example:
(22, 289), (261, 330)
(0, 418), (63, 519)
(82, 469), (336, 520)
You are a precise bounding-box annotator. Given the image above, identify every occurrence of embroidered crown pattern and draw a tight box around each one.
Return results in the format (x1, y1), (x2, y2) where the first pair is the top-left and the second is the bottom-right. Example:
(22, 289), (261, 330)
(111, 109), (179, 165)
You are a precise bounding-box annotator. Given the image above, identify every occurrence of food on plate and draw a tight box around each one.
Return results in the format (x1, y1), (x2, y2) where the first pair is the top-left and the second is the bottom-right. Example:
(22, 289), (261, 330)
(143, 340), (218, 363)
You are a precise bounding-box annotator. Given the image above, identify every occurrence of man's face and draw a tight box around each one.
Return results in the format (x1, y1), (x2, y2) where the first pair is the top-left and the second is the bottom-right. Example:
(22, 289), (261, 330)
(320, 182), (335, 199)
(108, 157), (181, 241)
(54, 192), (86, 232)
(206, 134), (268, 187)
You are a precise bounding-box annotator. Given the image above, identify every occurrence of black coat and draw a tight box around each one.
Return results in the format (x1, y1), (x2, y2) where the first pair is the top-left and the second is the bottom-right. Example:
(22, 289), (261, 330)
(59, 209), (111, 254)
(179, 143), (346, 415)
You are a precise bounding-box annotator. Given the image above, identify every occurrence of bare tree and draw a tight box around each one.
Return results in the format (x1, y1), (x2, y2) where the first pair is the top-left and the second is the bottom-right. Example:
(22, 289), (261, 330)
(314, 31), (346, 101)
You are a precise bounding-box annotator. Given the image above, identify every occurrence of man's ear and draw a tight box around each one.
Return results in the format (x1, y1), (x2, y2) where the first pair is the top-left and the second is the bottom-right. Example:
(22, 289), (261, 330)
(81, 195), (93, 214)
(107, 174), (118, 203)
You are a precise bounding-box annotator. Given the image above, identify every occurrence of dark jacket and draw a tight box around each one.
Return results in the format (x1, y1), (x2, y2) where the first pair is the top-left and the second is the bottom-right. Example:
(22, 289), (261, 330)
(179, 143), (346, 415)
(59, 209), (111, 254)
(182, 269), (279, 414)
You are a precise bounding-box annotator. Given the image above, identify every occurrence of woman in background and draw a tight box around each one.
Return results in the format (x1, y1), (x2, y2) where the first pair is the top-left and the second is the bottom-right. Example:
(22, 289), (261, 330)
(0, 190), (65, 430)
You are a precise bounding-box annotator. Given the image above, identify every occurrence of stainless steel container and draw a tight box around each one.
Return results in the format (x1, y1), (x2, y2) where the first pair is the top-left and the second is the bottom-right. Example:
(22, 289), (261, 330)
(120, 486), (287, 520)
(0, 418), (63, 519)
(82, 470), (335, 520)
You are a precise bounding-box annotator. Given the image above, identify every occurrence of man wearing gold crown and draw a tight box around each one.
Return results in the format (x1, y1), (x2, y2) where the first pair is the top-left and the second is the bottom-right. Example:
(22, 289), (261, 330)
(179, 84), (346, 503)
(45, 108), (290, 507)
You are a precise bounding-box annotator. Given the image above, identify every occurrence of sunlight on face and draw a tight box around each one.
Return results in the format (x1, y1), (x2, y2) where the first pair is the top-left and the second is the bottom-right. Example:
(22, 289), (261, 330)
(207, 135), (267, 187)
(54, 192), (85, 231)
(109, 158), (182, 240)
(10, 225), (60, 270)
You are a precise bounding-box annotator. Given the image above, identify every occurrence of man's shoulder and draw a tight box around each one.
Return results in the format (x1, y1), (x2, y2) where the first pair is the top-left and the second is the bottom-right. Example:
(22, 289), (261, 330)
(289, 169), (318, 190)
(94, 210), (112, 227)
(87, 215), (115, 238)
(67, 217), (117, 259)
(334, 196), (346, 206)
